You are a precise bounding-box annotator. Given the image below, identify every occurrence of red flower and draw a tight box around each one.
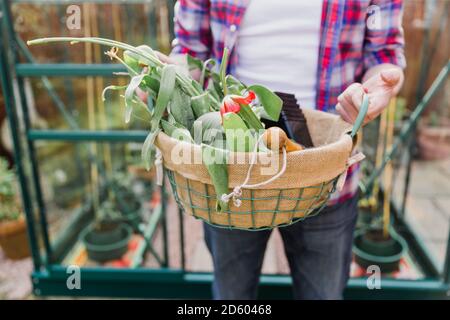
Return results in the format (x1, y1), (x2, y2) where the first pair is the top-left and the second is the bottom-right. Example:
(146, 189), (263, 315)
(220, 91), (256, 118)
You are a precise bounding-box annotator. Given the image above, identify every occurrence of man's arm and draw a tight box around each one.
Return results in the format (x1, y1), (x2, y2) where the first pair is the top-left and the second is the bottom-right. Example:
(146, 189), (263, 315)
(171, 0), (212, 60)
(336, 0), (406, 124)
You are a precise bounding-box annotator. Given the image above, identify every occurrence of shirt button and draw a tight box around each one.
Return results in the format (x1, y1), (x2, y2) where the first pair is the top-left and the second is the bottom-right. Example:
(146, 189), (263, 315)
(230, 24), (237, 32)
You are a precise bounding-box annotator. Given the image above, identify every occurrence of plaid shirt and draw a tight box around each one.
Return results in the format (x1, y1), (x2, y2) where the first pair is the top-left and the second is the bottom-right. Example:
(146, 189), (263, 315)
(172, 0), (406, 204)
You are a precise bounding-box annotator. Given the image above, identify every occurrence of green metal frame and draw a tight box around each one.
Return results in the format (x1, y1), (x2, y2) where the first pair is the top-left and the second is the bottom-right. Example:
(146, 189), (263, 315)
(1, 0), (450, 299)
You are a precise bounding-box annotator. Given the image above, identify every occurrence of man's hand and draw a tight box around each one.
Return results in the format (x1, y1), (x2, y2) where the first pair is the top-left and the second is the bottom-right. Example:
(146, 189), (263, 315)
(336, 65), (403, 124)
(154, 51), (176, 64)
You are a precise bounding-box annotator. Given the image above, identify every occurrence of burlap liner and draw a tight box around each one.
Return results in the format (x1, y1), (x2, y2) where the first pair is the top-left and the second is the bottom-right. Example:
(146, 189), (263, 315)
(156, 109), (355, 229)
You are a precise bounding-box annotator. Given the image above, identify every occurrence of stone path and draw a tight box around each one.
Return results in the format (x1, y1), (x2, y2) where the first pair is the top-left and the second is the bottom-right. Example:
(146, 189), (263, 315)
(392, 158), (450, 273)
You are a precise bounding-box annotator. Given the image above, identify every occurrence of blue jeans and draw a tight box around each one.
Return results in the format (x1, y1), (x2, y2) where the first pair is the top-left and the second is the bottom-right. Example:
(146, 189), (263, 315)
(203, 196), (358, 300)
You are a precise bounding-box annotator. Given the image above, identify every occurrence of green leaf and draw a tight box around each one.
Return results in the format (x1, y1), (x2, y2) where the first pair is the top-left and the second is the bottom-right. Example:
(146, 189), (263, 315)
(191, 79), (203, 93)
(201, 144), (229, 212)
(238, 104), (264, 130)
(191, 92), (211, 118)
(160, 119), (193, 143)
(167, 113), (178, 125)
(207, 86), (221, 104)
(161, 119), (180, 135)
(225, 75), (246, 94)
(247, 84), (283, 121)
(219, 47), (230, 96)
(169, 88), (195, 130)
(126, 45), (157, 67)
(142, 74), (160, 94)
(192, 112), (224, 145)
(196, 111), (223, 130)
(200, 58), (216, 87)
(211, 73), (224, 101)
(222, 112), (256, 152)
(125, 74), (146, 123)
(172, 128), (194, 143)
(141, 129), (160, 170)
(101, 85), (127, 101)
(150, 64), (177, 131)
(130, 96), (152, 118)
(136, 45), (157, 58)
(123, 50), (142, 73)
(186, 54), (203, 71)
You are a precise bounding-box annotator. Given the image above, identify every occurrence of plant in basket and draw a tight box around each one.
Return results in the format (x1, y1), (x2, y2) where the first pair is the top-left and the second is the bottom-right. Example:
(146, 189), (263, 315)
(28, 37), (366, 230)
(0, 157), (30, 260)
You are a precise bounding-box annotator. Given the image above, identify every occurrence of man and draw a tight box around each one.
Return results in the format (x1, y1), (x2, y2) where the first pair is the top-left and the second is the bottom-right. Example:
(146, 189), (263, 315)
(158, 0), (405, 299)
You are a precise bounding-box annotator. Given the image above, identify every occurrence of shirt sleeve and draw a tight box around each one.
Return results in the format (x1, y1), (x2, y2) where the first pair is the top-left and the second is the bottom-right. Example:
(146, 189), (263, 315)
(363, 0), (406, 71)
(171, 0), (212, 61)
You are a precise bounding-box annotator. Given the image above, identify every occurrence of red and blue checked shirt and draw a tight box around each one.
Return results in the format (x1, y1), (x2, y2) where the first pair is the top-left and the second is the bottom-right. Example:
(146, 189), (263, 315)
(171, 0), (406, 204)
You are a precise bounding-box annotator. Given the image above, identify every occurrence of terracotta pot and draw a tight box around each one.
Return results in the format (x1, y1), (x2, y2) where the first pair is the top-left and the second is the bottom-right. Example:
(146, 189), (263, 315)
(0, 216), (30, 260)
(417, 125), (450, 160)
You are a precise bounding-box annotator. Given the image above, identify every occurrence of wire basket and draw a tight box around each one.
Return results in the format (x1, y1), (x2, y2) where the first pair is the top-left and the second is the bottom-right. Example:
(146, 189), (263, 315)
(157, 96), (369, 230)
(167, 169), (337, 230)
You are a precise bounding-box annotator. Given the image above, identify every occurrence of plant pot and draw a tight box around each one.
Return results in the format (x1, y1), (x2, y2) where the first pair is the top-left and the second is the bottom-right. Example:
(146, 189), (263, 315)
(417, 125), (450, 160)
(353, 227), (408, 273)
(117, 199), (143, 231)
(80, 222), (132, 262)
(0, 216), (30, 260)
(122, 207), (142, 232)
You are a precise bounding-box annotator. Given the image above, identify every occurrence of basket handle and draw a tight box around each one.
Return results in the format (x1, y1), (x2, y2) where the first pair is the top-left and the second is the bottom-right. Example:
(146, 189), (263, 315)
(350, 93), (369, 138)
